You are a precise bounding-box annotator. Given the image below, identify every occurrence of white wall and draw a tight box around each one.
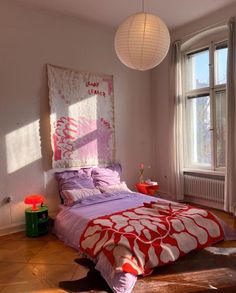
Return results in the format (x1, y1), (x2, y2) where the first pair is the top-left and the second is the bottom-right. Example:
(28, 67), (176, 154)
(0, 1), (153, 234)
(151, 2), (236, 199)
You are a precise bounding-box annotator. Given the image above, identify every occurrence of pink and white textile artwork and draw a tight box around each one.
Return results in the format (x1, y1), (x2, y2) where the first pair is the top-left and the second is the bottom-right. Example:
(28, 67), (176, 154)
(47, 64), (115, 168)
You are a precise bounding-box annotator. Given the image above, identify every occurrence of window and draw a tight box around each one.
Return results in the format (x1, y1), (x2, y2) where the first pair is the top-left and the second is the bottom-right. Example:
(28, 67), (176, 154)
(183, 42), (227, 171)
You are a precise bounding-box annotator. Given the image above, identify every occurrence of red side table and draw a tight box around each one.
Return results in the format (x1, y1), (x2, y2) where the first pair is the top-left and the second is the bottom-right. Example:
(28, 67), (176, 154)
(135, 183), (159, 196)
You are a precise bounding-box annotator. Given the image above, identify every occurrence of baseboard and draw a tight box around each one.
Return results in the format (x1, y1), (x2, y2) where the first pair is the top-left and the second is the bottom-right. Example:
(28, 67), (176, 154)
(0, 222), (25, 237)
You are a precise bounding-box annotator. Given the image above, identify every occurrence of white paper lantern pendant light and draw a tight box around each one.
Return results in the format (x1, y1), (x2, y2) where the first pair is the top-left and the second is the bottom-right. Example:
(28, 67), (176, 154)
(114, 0), (170, 71)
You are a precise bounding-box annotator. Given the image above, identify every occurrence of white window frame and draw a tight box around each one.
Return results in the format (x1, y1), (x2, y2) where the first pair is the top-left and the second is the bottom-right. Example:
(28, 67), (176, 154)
(183, 40), (227, 173)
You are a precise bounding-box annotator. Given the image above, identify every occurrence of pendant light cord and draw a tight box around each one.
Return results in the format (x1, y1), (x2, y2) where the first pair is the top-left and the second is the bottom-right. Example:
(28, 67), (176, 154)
(142, 0), (144, 13)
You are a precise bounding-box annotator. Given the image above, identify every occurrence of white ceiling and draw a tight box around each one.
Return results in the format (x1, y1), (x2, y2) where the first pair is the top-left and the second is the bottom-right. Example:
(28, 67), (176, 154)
(14, 0), (236, 30)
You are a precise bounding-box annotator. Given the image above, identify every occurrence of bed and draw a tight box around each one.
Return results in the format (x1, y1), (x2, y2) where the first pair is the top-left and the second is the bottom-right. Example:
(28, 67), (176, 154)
(53, 164), (236, 293)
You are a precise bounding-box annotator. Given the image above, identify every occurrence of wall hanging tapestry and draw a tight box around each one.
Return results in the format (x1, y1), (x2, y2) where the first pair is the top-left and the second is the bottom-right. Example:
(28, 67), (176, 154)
(47, 64), (115, 168)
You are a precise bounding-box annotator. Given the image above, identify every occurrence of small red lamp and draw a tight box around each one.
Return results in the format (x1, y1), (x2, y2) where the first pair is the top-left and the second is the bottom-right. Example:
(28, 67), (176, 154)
(24, 194), (45, 211)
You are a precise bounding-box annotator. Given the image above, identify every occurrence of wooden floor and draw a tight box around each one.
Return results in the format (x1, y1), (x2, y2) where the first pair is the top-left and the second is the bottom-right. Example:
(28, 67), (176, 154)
(0, 207), (235, 293)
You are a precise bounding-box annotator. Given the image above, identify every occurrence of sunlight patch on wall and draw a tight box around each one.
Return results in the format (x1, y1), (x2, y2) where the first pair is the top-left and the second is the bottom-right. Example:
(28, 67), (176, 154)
(6, 120), (42, 174)
(68, 94), (98, 118)
(68, 95), (99, 163)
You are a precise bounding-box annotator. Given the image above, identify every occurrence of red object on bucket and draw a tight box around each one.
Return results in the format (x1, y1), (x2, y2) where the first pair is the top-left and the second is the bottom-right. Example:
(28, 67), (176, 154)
(24, 194), (44, 211)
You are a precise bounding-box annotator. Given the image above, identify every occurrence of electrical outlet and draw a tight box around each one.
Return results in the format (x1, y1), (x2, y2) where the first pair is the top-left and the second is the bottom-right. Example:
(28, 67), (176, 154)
(5, 196), (12, 203)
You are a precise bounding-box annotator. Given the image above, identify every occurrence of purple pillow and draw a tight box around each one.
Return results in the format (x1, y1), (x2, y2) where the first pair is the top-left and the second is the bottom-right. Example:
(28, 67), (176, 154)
(55, 168), (94, 203)
(92, 166), (121, 189)
(107, 163), (122, 176)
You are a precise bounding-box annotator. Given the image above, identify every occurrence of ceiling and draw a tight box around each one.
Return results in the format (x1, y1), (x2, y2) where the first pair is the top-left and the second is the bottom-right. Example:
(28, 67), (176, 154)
(14, 0), (236, 30)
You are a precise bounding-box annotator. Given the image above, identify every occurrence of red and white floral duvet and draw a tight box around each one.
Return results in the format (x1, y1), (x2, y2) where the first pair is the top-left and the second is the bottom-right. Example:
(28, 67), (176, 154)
(80, 201), (224, 276)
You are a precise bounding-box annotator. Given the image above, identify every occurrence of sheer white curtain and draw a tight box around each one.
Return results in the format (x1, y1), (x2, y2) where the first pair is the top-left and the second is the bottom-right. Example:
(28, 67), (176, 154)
(224, 17), (236, 212)
(168, 41), (184, 201)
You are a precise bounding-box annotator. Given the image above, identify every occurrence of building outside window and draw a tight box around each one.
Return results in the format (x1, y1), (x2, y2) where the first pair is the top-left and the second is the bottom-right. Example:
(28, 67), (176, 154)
(183, 42), (228, 172)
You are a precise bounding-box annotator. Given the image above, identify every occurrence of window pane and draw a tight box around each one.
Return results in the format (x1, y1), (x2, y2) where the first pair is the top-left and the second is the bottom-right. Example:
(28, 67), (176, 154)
(215, 91), (226, 167)
(186, 95), (211, 167)
(215, 46), (228, 85)
(186, 49), (209, 91)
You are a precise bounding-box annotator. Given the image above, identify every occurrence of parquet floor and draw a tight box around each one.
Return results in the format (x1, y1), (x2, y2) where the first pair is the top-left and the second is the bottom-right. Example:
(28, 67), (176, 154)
(0, 207), (235, 293)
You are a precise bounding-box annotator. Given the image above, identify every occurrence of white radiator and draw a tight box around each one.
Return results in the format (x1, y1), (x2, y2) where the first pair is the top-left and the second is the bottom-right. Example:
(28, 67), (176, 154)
(184, 175), (224, 204)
